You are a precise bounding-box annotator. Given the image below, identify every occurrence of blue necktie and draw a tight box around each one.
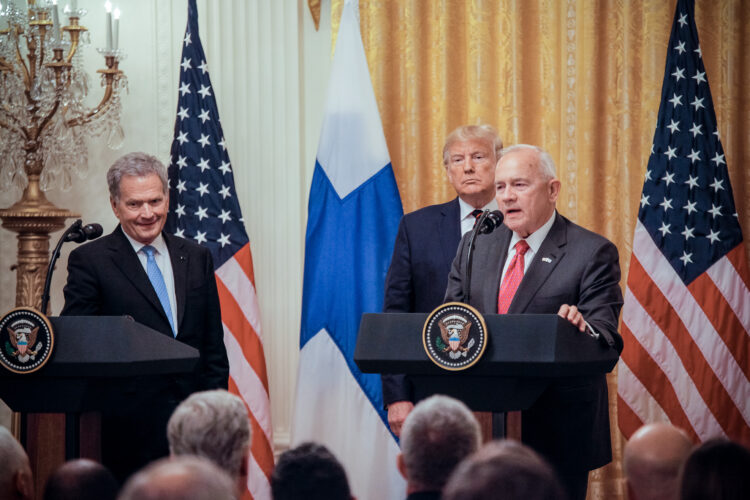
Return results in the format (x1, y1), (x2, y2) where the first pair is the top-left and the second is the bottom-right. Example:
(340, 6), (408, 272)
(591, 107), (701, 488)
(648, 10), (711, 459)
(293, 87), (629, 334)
(142, 245), (176, 337)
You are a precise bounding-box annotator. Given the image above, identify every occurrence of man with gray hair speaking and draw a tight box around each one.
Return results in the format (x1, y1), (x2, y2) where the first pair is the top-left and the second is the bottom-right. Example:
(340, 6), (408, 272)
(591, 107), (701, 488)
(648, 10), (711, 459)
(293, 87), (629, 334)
(62, 152), (229, 482)
(167, 389), (251, 494)
(397, 395), (482, 500)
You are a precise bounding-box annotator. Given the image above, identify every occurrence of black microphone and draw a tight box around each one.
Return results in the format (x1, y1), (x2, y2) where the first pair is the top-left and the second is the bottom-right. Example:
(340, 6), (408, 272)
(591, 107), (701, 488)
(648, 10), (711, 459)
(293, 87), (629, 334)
(40, 219), (103, 314)
(464, 210), (505, 303)
(477, 210), (504, 234)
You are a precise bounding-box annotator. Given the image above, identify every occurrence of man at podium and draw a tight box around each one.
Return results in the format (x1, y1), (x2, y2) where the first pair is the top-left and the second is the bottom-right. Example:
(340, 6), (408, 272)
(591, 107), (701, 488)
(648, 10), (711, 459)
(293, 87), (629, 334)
(444, 144), (624, 500)
(61, 152), (229, 482)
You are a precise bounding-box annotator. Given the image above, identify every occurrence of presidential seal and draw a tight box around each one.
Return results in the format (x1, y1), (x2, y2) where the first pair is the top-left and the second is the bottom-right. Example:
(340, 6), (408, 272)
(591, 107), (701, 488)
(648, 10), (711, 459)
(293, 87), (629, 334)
(0, 307), (55, 374)
(423, 302), (487, 371)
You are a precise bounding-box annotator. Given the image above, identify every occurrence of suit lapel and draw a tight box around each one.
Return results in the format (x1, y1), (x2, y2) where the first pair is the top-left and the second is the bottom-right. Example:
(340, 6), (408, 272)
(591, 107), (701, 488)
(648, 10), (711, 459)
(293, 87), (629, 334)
(509, 213), (567, 313)
(107, 226), (165, 317)
(164, 233), (188, 333)
(438, 198), (462, 266)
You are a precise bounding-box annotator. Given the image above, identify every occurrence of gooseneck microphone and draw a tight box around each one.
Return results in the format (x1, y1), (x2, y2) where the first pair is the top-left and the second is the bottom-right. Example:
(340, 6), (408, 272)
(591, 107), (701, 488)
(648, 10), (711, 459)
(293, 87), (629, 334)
(464, 210), (504, 304)
(40, 219), (103, 314)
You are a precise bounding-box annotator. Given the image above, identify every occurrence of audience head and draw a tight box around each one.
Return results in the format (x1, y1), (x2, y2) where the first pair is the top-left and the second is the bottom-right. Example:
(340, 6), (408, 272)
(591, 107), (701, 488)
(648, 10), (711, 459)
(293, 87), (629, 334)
(623, 423), (693, 500)
(443, 439), (566, 500)
(167, 389), (251, 492)
(678, 437), (750, 500)
(442, 124), (503, 208)
(43, 459), (118, 500)
(117, 456), (237, 500)
(0, 426), (34, 500)
(397, 395), (481, 493)
(271, 442), (352, 500)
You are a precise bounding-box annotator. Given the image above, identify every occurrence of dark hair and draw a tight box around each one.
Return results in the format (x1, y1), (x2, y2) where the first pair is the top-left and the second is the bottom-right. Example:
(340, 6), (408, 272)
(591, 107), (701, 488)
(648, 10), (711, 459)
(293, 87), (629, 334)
(43, 459), (118, 500)
(271, 442), (351, 500)
(679, 438), (750, 500)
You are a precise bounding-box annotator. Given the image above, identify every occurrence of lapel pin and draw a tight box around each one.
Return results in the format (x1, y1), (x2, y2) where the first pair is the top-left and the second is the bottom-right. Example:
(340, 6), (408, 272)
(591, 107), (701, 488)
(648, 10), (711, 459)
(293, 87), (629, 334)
(542, 257), (552, 263)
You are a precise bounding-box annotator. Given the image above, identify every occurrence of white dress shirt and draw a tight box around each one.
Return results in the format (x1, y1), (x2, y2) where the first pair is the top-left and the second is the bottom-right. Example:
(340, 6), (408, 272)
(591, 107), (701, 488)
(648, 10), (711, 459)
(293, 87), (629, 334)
(458, 197), (499, 236)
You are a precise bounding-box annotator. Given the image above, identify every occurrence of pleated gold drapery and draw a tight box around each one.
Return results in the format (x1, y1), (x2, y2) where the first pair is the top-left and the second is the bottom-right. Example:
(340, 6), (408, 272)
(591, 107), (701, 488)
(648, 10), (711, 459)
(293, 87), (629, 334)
(328, 1), (750, 499)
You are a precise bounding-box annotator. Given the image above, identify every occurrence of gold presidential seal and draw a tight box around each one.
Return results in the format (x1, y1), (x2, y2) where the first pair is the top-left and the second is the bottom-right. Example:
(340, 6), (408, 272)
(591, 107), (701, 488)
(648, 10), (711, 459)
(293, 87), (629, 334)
(0, 307), (55, 374)
(422, 302), (487, 371)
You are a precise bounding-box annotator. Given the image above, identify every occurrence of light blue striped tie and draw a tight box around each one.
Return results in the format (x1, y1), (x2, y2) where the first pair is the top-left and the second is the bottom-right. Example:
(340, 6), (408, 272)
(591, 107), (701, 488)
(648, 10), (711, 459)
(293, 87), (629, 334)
(142, 245), (176, 337)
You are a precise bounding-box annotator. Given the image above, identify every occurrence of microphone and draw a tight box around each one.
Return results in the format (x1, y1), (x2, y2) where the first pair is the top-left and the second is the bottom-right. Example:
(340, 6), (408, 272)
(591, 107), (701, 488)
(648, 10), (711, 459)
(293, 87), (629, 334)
(464, 210), (505, 303)
(40, 219), (103, 314)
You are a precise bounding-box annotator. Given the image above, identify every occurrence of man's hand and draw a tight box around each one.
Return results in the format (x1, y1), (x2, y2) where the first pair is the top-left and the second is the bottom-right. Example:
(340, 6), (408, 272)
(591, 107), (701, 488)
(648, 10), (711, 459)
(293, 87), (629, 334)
(557, 304), (586, 332)
(387, 401), (414, 436)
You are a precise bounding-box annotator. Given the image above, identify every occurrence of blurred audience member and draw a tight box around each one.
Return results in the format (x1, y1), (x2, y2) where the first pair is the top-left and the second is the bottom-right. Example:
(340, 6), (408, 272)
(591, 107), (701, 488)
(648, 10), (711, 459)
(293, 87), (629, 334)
(443, 439), (566, 500)
(167, 389), (251, 493)
(118, 456), (237, 500)
(271, 442), (352, 500)
(623, 423), (693, 500)
(397, 395), (481, 499)
(0, 426), (34, 500)
(44, 458), (118, 500)
(679, 438), (750, 500)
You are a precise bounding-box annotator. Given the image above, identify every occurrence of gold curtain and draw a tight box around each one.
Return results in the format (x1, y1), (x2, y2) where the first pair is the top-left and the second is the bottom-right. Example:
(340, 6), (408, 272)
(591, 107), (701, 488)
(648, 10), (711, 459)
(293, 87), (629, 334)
(330, 1), (750, 499)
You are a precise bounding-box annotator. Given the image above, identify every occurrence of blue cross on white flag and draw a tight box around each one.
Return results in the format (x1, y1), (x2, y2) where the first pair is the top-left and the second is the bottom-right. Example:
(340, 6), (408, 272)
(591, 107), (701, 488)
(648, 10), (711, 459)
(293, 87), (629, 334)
(291, 0), (405, 498)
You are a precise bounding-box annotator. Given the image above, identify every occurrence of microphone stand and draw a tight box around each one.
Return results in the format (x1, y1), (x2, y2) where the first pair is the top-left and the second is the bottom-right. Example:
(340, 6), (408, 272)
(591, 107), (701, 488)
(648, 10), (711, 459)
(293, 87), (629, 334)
(464, 211), (490, 305)
(40, 219), (83, 314)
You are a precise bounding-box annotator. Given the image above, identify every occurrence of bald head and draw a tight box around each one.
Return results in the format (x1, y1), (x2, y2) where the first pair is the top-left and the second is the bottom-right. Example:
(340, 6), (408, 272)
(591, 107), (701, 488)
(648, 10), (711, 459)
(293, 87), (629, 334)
(624, 423), (693, 500)
(44, 459), (118, 500)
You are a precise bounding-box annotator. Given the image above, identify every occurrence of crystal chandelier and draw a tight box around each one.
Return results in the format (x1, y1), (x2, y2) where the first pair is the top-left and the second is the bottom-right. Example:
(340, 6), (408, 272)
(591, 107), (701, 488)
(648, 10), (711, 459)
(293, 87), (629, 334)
(0, 0), (127, 194)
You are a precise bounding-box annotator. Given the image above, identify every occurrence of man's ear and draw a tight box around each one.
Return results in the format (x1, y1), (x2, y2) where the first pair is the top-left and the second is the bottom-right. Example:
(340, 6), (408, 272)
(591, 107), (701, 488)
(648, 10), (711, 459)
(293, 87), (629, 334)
(240, 447), (250, 476)
(15, 468), (34, 500)
(396, 453), (408, 480)
(548, 178), (561, 203)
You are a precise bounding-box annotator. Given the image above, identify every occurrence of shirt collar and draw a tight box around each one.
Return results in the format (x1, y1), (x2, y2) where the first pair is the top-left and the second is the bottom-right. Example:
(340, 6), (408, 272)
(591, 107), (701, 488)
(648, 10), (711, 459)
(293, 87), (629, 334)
(122, 229), (168, 256)
(509, 211), (556, 255)
(458, 196), (499, 221)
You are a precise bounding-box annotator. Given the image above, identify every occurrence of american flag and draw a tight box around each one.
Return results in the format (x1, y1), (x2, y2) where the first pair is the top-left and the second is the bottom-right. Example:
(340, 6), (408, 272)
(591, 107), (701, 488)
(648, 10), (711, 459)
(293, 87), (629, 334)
(617, 0), (750, 445)
(165, 1), (273, 498)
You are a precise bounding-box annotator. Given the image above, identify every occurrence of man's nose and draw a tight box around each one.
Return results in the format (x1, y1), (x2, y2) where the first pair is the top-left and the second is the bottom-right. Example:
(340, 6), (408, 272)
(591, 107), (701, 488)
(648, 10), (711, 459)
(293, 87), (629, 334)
(463, 158), (476, 172)
(141, 204), (153, 218)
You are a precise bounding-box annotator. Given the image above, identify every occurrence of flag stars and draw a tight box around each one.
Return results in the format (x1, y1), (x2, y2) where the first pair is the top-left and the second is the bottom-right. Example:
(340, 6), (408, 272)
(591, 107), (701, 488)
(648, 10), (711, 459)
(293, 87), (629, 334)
(708, 204), (722, 218)
(198, 60), (208, 74)
(678, 13), (687, 27)
(196, 182), (210, 197)
(197, 158), (210, 172)
(660, 197), (674, 211)
(183, 32), (191, 46)
(710, 178), (725, 192)
(685, 175), (699, 189)
(177, 107), (189, 120)
(176, 131), (189, 145)
(217, 233), (231, 247)
(662, 171), (676, 186)
(218, 161), (231, 174)
(674, 41), (686, 54)
(658, 222), (671, 236)
(689, 123), (702, 137)
(195, 206), (208, 220)
(644, 169), (652, 182)
(218, 137), (226, 151)
(681, 225), (695, 240)
(176, 179), (187, 193)
(198, 85), (212, 98)
(175, 203), (186, 217)
(666, 119), (680, 134)
(692, 71), (706, 85)
(683, 200), (698, 215)
(198, 109), (211, 123)
(179, 82), (191, 96)
(197, 133), (211, 147)
(218, 209), (232, 224)
(711, 152), (725, 166)
(664, 146), (677, 160)
(687, 149), (700, 163)
(679, 251), (693, 266)
(175, 228), (185, 238)
(640, 194), (650, 208)
(690, 96), (705, 111)
(219, 185), (231, 199)
(195, 231), (207, 245)
(180, 57), (192, 71)
(706, 229), (720, 244)
(175, 155), (188, 169)
(668, 93), (682, 107)
(672, 66), (685, 82)
(695, 45), (702, 58)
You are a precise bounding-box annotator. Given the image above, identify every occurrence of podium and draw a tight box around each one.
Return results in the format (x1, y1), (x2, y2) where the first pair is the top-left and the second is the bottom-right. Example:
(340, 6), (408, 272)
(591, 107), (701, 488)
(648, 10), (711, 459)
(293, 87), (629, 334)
(0, 316), (200, 496)
(354, 312), (618, 412)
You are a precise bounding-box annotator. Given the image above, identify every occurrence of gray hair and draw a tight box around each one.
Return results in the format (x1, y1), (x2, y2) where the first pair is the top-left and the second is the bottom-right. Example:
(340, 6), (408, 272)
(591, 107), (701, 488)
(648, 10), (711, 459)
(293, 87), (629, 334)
(443, 124), (503, 166)
(0, 426), (31, 497)
(117, 456), (237, 500)
(499, 144), (557, 179)
(107, 152), (168, 202)
(400, 395), (481, 491)
(167, 390), (251, 479)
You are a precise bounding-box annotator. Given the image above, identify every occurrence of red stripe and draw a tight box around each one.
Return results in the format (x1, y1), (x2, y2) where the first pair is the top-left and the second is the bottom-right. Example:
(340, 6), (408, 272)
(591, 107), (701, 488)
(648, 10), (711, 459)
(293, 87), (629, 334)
(617, 393), (644, 440)
(216, 278), (270, 391)
(234, 243), (257, 285)
(628, 258), (747, 439)
(620, 322), (700, 442)
(726, 243), (750, 293)
(687, 273), (750, 380)
(229, 377), (274, 478)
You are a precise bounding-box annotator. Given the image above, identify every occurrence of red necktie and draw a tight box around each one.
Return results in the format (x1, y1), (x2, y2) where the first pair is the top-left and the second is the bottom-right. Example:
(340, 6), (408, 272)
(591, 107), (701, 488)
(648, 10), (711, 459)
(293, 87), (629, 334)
(497, 240), (530, 314)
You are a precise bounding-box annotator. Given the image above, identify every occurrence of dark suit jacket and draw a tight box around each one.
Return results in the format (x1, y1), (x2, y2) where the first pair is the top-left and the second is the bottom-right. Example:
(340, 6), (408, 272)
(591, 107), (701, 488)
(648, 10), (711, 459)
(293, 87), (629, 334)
(444, 212), (623, 473)
(61, 225), (228, 479)
(382, 199), (461, 405)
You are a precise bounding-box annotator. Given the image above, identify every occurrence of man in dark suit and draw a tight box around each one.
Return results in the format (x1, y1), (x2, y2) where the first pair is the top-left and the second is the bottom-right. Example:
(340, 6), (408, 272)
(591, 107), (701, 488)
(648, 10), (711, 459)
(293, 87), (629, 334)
(382, 125), (503, 435)
(61, 152), (228, 482)
(444, 144), (624, 500)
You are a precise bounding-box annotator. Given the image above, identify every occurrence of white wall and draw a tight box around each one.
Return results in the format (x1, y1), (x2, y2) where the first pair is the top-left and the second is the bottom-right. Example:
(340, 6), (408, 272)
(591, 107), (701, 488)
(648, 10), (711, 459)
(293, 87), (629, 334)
(0, 0), (334, 452)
